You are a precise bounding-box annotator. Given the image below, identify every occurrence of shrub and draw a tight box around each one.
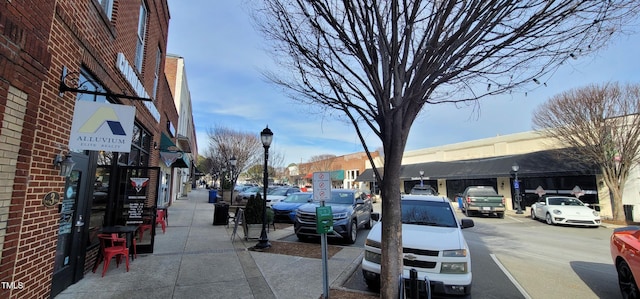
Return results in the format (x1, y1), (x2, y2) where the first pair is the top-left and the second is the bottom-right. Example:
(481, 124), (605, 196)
(244, 194), (263, 224)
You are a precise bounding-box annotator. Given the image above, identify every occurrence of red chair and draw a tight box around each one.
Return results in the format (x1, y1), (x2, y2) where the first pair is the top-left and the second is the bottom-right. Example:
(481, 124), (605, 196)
(93, 233), (130, 277)
(156, 209), (167, 234)
(138, 209), (167, 240)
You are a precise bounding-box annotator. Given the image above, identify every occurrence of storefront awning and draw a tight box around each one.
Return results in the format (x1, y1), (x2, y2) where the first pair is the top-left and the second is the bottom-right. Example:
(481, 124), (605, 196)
(159, 151), (189, 168)
(160, 133), (179, 151)
(399, 149), (598, 180)
(303, 170), (344, 180)
(355, 168), (384, 182)
(159, 133), (189, 168)
(331, 170), (344, 180)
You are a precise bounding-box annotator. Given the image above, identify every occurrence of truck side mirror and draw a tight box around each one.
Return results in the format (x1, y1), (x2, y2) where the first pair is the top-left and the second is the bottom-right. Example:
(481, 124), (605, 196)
(371, 212), (381, 222)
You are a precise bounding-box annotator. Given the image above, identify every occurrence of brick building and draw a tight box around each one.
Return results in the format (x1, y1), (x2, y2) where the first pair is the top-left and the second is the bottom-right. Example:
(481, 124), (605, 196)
(293, 151), (381, 190)
(0, 1), (190, 297)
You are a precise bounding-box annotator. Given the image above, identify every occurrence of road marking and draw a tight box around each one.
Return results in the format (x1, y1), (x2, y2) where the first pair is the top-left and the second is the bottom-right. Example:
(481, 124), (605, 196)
(490, 253), (532, 299)
(506, 215), (526, 223)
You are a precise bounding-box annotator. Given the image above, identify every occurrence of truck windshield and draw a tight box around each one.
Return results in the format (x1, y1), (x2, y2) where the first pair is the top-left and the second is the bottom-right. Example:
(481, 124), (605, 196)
(401, 200), (457, 227)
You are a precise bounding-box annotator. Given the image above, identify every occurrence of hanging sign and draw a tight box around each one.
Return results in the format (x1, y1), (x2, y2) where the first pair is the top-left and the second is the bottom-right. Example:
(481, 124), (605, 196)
(68, 101), (135, 152)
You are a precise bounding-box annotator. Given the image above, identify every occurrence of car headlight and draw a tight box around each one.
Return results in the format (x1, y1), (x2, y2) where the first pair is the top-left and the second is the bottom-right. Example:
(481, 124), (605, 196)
(366, 239), (381, 249)
(552, 209), (562, 215)
(593, 210), (600, 217)
(441, 262), (468, 274)
(333, 212), (348, 220)
(442, 249), (467, 257)
(365, 250), (382, 264)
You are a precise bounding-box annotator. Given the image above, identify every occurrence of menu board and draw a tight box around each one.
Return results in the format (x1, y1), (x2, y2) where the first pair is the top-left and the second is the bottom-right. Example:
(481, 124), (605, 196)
(125, 177), (149, 225)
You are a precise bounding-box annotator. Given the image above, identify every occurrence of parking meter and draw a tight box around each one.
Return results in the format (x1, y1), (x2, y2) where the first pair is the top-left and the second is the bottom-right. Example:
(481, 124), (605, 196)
(316, 206), (333, 234)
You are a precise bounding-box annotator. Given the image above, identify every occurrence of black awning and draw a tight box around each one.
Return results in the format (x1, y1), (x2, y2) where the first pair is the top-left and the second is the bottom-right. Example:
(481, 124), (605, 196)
(400, 149), (599, 180)
(171, 157), (189, 168)
(355, 168), (384, 182)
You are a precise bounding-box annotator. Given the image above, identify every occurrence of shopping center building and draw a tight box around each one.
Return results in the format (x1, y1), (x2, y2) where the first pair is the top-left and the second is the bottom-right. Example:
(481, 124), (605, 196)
(357, 130), (640, 220)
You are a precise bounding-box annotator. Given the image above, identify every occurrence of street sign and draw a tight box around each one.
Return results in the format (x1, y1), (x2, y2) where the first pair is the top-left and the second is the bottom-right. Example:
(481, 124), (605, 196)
(313, 172), (331, 202)
(513, 180), (519, 189)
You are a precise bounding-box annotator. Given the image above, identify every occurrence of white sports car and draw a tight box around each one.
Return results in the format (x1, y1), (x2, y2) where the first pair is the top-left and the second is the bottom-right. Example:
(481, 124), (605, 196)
(530, 195), (601, 227)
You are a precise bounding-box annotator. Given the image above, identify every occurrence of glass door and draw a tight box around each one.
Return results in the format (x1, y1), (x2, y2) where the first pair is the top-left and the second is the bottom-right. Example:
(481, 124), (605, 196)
(51, 152), (90, 297)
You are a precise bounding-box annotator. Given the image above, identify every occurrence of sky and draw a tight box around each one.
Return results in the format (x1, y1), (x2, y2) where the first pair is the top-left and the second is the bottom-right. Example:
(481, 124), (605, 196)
(166, 2), (640, 166)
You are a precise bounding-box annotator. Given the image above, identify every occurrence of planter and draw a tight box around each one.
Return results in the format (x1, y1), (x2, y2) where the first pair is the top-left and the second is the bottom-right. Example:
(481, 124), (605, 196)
(243, 223), (263, 240)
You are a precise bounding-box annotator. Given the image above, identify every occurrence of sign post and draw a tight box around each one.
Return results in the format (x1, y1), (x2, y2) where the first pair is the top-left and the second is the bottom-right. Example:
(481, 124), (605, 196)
(313, 172), (331, 299)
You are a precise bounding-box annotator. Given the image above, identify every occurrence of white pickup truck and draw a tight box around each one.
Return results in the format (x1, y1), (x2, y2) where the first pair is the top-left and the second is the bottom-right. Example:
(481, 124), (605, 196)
(361, 194), (474, 297)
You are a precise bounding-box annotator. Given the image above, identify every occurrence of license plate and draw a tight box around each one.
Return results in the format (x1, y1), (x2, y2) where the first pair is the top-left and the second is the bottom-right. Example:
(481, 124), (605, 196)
(482, 207), (491, 211)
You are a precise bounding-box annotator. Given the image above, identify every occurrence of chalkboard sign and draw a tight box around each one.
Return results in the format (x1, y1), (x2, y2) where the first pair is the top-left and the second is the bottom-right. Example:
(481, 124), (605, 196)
(231, 208), (244, 241)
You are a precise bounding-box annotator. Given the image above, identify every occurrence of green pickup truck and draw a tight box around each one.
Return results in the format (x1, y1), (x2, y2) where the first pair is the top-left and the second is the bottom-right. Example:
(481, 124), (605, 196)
(461, 186), (505, 218)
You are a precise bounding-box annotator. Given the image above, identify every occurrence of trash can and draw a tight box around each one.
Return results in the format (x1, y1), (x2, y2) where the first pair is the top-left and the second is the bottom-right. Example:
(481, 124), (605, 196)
(213, 202), (229, 225)
(457, 196), (464, 210)
(209, 189), (218, 203)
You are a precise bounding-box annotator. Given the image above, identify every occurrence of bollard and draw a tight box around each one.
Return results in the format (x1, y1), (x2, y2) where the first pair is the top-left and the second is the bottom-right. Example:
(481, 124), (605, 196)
(409, 268), (418, 299)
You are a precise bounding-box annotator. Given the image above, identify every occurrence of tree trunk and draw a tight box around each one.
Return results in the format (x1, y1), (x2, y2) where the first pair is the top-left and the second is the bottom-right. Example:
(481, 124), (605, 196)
(379, 155), (403, 298)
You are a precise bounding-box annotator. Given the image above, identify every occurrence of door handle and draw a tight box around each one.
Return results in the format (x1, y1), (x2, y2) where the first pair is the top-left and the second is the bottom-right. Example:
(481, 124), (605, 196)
(75, 215), (85, 233)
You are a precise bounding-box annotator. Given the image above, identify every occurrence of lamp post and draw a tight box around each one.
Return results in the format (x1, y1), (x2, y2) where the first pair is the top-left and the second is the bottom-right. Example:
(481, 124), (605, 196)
(512, 163), (523, 214)
(372, 172), (376, 196)
(229, 156), (237, 205)
(419, 170), (424, 187)
(221, 165), (227, 202)
(255, 126), (273, 249)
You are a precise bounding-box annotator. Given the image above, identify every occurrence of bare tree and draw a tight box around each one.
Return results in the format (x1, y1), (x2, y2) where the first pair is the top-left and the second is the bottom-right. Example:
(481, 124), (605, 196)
(533, 82), (640, 222)
(251, 1), (639, 296)
(307, 154), (336, 172)
(207, 125), (262, 192)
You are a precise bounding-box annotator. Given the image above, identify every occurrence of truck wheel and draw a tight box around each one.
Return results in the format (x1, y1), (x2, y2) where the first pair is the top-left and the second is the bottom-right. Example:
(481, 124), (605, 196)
(498, 212), (504, 219)
(345, 220), (357, 244)
(465, 208), (473, 217)
(365, 277), (380, 290)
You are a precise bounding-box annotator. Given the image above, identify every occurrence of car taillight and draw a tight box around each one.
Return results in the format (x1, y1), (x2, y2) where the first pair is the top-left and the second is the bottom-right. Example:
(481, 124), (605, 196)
(466, 196), (471, 203)
(502, 197), (505, 205)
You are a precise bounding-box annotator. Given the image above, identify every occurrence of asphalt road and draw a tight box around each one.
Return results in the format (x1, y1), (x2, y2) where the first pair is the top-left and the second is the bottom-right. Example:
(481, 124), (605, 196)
(276, 203), (620, 298)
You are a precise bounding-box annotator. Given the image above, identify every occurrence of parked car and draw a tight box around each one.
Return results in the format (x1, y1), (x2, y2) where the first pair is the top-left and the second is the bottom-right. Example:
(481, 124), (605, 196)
(461, 186), (505, 218)
(235, 186), (263, 202)
(362, 194), (474, 296)
(611, 226), (640, 298)
(266, 186), (301, 207)
(271, 192), (313, 223)
(409, 185), (438, 196)
(531, 195), (601, 227)
(294, 189), (373, 244)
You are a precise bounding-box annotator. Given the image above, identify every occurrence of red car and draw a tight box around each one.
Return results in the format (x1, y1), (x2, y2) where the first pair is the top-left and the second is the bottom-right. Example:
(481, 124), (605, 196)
(611, 226), (640, 298)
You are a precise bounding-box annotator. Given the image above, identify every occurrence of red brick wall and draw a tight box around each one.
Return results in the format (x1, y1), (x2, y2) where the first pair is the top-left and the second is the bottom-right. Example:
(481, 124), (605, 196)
(0, 0), (172, 297)
(0, 1), (56, 298)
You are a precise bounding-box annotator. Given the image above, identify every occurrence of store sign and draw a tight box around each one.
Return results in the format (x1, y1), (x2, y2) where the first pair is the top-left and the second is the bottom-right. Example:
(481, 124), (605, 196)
(69, 101), (135, 152)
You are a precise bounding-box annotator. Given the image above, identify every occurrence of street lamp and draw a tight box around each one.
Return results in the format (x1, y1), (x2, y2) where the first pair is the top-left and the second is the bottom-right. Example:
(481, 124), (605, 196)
(419, 170), (424, 187)
(229, 156), (237, 205)
(221, 165), (227, 202)
(372, 172), (376, 196)
(255, 126), (273, 249)
(512, 163), (523, 214)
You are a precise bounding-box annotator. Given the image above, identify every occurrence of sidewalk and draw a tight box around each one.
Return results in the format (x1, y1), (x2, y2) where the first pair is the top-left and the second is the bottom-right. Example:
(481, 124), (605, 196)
(56, 188), (363, 299)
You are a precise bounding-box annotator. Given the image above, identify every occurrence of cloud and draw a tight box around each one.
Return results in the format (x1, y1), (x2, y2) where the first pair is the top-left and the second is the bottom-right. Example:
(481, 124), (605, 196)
(169, 1), (640, 166)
